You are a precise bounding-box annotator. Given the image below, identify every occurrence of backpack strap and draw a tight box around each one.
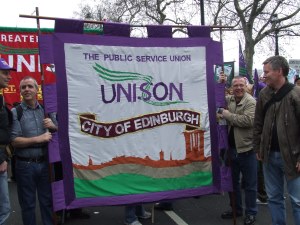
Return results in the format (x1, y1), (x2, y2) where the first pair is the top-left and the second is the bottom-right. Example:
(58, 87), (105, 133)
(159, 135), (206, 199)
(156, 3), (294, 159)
(15, 104), (23, 121)
(15, 104), (45, 121)
(6, 106), (13, 125)
(0, 96), (13, 125)
(0, 95), (3, 109)
(263, 83), (294, 117)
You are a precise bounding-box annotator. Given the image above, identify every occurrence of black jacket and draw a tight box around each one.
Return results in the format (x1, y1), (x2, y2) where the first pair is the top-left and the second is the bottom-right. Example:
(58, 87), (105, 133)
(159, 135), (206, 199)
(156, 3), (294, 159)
(0, 98), (12, 164)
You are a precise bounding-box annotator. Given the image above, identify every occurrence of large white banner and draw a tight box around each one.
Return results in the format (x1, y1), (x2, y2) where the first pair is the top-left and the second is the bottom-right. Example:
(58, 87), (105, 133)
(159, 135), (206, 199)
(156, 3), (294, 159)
(65, 45), (211, 166)
(60, 43), (213, 198)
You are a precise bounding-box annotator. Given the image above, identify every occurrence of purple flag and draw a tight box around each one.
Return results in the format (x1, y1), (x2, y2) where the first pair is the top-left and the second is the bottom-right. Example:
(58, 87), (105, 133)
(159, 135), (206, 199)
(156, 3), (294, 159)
(54, 19), (84, 34)
(253, 68), (259, 99)
(103, 22), (130, 37)
(187, 26), (211, 38)
(239, 41), (252, 83)
(253, 68), (266, 99)
(146, 25), (173, 38)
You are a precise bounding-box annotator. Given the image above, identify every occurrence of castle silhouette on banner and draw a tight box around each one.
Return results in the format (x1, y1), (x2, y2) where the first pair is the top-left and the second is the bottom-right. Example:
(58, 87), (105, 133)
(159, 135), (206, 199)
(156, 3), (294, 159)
(73, 128), (211, 170)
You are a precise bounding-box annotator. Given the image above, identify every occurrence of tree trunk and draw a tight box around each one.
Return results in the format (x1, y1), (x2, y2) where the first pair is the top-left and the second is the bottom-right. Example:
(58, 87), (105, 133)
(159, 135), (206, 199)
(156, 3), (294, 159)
(244, 40), (255, 81)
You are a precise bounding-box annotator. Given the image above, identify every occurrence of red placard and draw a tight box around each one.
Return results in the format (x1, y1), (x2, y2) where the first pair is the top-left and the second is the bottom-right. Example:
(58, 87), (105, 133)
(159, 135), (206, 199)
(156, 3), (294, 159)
(0, 27), (56, 108)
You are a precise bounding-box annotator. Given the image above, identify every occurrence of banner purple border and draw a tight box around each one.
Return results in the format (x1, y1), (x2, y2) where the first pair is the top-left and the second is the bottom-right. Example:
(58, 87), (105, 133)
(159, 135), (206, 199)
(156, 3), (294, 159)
(41, 30), (230, 209)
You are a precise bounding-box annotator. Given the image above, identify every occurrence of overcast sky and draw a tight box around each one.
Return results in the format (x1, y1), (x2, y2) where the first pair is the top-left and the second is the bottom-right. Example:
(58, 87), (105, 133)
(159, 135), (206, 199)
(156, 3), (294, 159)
(0, 0), (84, 28)
(1, 0), (299, 71)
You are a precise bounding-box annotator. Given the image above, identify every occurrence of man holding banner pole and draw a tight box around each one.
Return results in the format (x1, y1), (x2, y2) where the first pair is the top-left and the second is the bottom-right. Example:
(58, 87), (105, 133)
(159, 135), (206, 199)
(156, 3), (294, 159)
(11, 76), (57, 225)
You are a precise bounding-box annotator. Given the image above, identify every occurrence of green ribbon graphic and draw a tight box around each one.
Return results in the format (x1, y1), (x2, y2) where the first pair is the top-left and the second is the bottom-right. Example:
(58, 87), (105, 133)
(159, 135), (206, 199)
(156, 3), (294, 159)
(93, 63), (187, 106)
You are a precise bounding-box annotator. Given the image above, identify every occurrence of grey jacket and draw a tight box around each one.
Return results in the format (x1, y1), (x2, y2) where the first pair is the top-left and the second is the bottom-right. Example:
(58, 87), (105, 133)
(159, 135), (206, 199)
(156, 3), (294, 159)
(253, 85), (300, 180)
(224, 92), (256, 153)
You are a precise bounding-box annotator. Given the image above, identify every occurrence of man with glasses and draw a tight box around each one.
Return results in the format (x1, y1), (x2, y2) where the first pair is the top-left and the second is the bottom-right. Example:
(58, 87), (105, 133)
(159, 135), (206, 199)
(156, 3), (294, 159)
(218, 75), (257, 225)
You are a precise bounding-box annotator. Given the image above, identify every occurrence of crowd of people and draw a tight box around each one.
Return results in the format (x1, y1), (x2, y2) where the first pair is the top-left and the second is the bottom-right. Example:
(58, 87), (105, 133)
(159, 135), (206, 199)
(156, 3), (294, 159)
(1, 55), (300, 225)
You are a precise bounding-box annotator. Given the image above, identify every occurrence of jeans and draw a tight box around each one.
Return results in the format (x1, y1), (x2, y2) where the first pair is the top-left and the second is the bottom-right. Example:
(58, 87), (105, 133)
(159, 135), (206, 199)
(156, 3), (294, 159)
(125, 205), (145, 224)
(263, 152), (300, 225)
(15, 160), (53, 225)
(228, 148), (257, 216)
(0, 171), (10, 225)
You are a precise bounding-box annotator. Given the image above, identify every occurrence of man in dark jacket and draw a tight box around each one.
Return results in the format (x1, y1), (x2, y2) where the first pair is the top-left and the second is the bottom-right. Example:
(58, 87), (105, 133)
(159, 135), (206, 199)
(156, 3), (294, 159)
(0, 58), (16, 225)
(253, 55), (300, 225)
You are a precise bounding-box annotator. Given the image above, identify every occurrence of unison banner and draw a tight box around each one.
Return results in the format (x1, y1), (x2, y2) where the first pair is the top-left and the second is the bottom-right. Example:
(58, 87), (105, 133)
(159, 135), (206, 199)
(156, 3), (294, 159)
(70, 45), (211, 196)
(41, 21), (229, 209)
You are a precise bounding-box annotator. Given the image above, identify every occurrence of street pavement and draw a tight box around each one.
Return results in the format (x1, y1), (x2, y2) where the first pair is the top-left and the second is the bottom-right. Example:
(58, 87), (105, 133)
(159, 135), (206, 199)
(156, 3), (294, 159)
(7, 181), (294, 225)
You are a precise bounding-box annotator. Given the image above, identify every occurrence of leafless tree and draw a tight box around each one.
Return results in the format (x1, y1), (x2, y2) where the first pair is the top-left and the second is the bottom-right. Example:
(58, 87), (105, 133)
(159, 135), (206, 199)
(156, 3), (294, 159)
(76, 0), (199, 35)
(75, 0), (300, 76)
(202, 0), (300, 76)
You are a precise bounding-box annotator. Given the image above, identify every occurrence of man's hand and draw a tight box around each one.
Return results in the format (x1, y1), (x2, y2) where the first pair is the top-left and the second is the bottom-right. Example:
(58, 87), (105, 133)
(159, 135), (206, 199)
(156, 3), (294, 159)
(216, 112), (223, 121)
(256, 153), (262, 161)
(43, 118), (57, 131)
(12, 131), (53, 149)
(0, 161), (8, 173)
(296, 162), (300, 173)
(38, 132), (52, 143)
(221, 109), (231, 118)
(218, 71), (227, 83)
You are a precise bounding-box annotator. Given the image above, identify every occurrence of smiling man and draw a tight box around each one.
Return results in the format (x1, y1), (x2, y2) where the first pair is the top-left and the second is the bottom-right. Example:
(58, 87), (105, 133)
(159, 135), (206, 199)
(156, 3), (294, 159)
(11, 76), (57, 225)
(0, 58), (16, 225)
(218, 75), (257, 225)
(253, 56), (300, 225)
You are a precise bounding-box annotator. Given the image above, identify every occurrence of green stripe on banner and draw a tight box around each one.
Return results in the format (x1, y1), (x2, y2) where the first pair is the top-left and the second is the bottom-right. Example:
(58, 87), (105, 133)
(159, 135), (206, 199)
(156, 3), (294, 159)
(74, 171), (212, 198)
(0, 44), (39, 54)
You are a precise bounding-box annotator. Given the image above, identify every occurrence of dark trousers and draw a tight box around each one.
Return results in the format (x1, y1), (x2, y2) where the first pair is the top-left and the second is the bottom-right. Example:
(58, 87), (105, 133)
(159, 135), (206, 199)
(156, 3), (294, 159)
(15, 160), (53, 225)
(228, 148), (257, 216)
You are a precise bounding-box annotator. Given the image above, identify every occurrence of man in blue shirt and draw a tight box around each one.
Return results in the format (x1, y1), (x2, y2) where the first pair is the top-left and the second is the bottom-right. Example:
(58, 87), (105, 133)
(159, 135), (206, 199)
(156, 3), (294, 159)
(11, 76), (57, 225)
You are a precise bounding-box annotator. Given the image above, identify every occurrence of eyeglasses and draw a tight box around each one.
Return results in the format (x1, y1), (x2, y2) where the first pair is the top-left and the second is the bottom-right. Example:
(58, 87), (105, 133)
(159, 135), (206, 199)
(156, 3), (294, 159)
(232, 84), (245, 88)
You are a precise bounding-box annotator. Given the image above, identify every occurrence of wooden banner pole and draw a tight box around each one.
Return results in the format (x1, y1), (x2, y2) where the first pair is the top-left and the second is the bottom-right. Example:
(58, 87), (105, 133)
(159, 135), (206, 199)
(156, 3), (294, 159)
(34, 7), (60, 225)
(19, 14), (234, 30)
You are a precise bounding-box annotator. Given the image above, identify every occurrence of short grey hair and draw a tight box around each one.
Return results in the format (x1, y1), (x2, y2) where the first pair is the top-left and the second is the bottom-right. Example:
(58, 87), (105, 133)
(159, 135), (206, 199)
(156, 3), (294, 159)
(19, 76), (39, 90)
(231, 76), (247, 85)
(263, 56), (289, 77)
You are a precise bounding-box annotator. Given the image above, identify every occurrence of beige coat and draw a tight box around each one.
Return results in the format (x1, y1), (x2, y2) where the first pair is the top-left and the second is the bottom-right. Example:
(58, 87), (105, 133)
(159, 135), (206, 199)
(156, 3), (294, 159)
(224, 92), (256, 153)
